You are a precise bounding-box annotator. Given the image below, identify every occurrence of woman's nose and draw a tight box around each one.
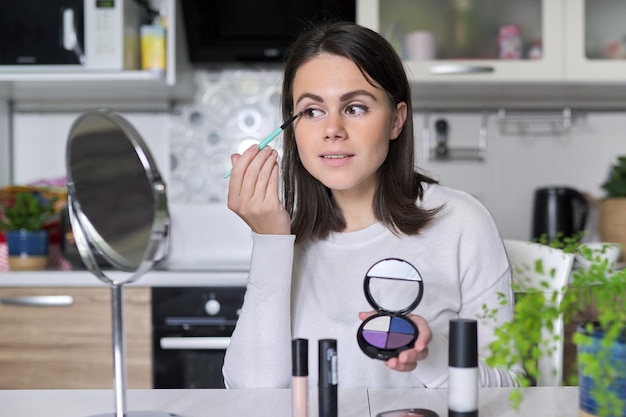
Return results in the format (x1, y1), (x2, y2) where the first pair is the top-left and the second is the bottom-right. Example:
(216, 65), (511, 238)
(324, 112), (347, 141)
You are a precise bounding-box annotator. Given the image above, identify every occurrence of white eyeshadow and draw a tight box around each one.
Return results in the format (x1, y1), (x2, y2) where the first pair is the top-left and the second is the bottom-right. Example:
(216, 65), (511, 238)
(363, 316), (390, 332)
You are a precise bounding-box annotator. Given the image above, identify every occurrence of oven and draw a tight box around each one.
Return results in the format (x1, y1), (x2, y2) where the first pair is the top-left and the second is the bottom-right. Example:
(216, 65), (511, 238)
(151, 286), (246, 388)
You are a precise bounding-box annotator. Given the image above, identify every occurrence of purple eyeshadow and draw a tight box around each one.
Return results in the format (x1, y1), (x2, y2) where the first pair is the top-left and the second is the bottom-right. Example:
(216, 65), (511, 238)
(363, 330), (388, 348)
(386, 332), (415, 349)
(361, 316), (416, 351)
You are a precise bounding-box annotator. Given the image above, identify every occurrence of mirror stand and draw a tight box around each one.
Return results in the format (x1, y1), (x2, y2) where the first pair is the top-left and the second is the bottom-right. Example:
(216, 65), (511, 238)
(95, 286), (179, 417)
(66, 110), (179, 417)
(69, 200), (180, 417)
(92, 287), (179, 417)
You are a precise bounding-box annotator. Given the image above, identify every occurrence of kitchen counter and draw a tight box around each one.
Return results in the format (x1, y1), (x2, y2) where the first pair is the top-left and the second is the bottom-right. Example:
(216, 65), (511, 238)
(0, 268), (250, 287)
(0, 387), (579, 417)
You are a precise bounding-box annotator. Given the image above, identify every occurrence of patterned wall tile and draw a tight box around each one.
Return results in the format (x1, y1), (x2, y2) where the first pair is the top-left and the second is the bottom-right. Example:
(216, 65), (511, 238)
(169, 67), (283, 203)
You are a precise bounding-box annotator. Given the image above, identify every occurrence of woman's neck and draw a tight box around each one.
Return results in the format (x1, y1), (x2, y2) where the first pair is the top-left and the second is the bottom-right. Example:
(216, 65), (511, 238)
(332, 187), (377, 233)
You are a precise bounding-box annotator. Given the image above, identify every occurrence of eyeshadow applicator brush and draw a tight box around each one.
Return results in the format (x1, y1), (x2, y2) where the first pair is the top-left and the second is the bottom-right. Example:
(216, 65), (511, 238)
(224, 111), (304, 178)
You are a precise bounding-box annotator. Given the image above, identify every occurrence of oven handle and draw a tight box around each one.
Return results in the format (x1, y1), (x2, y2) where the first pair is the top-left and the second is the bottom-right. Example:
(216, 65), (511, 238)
(159, 337), (231, 350)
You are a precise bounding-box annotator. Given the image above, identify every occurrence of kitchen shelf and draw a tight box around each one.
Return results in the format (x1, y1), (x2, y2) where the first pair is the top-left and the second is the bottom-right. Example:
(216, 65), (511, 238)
(0, 70), (165, 83)
(409, 82), (626, 110)
(1, 79), (192, 111)
(0, 71), (181, 107)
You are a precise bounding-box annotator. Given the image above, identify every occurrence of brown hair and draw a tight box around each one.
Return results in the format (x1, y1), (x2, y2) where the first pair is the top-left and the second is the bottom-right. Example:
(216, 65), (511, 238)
(281, 21), (440, 243)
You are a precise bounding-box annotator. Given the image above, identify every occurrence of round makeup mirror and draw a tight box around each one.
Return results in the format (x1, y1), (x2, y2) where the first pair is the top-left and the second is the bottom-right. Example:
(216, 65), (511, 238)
(364, 258), (424, 313)
(66, 109), (178, 417)
(66, 109), (169, 284)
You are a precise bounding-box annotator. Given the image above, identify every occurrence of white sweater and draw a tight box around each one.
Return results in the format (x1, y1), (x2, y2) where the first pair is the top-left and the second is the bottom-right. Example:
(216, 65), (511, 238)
(223, 183), (521, 388)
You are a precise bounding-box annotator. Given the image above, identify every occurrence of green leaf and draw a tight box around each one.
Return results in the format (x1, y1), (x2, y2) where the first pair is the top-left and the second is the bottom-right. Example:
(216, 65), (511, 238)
(601, 155), (626, 197)
(0, 191), (57, 232)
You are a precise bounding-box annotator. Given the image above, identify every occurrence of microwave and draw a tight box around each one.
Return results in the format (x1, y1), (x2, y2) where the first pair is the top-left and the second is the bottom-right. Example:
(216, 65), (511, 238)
(0, 0), (143, 70)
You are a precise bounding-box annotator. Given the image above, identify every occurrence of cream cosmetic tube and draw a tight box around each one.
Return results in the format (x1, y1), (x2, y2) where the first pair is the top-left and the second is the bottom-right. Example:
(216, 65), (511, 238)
(448, 319), (478, 417)
(292, 338), (308, 417)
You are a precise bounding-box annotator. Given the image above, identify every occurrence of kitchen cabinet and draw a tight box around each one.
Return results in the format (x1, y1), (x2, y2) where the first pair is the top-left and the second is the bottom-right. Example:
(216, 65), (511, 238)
(357, 0), (626, 84)
(0, 287), (152, 389)
(564, 0), (626, 81)
(356, 0), (626, 108)
(357, 0), (563, 82)
(0, 0), (193, 105)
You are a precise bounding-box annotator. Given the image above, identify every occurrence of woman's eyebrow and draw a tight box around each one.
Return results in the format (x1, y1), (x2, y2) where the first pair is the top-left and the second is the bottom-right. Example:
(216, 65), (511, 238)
(295, 89), (378, 106)
(295, 92), (323, 106)
(340, 90), (378, 102)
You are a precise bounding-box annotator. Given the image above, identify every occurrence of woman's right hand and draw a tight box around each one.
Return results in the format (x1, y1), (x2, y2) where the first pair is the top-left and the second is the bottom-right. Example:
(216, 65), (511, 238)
(227, 145), (291, 235)
(359, 311), (432, 373)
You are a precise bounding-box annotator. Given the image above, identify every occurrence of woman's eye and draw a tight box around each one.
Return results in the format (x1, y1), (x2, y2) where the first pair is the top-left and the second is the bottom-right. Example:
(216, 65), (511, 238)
(302, 107), (324, 118)
(345, 105), (368, 116)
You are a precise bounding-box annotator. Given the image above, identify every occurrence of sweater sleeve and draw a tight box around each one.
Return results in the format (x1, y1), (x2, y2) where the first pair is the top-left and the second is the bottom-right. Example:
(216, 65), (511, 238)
(222, 233), (296, 388)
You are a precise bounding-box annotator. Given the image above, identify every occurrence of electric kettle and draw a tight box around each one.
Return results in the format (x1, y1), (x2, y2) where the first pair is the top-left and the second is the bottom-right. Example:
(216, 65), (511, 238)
(531, 186), (588, 241)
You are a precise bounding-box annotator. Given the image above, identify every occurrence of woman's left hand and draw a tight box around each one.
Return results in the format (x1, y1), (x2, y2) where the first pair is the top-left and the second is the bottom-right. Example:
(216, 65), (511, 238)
(358, 311), (431, 372)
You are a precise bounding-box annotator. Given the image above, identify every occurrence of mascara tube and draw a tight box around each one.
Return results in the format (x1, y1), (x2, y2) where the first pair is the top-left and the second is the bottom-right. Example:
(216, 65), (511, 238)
(448, 319), (478, 417)
(292, 338), (308, 417)
(318, 339), (338, 417)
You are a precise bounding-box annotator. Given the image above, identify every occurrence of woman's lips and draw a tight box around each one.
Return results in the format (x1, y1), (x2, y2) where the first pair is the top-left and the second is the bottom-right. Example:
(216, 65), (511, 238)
(320, 153), (354, 167)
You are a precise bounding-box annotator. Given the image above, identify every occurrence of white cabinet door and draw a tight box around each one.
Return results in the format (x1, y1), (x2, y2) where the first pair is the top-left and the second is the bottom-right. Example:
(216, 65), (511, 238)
(564, 0), (626, 81)
(357, 0), (563, 82)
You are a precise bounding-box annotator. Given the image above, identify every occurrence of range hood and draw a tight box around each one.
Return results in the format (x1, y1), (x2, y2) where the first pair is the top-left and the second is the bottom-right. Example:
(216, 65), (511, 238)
(180, 0), (356, 63)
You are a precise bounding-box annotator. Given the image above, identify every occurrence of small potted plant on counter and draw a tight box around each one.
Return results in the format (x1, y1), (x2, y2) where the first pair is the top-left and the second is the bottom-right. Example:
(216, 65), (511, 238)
(598, 155), (626, 262)
(482, 238), (626, 417)
(0, 189), (57, 271)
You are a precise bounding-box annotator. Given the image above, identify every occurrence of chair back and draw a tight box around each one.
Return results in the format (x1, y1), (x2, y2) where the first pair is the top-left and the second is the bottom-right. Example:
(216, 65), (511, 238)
(503, 239), (575, 386)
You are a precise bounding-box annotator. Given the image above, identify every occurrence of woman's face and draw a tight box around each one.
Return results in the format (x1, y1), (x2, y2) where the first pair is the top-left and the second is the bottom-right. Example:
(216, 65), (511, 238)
(291, 53), (407, 197)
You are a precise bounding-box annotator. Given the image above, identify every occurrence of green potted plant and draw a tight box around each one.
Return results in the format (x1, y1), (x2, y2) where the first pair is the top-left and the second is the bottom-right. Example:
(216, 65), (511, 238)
(0, 190), (57, 271)
(482, 238), (626, 417)
(598, 155), (626, 261)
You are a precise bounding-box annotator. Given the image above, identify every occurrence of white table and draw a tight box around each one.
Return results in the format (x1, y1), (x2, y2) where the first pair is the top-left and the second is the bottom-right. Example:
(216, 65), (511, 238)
(367, 387), (579, 417)
(0, 388), (369, 417)
(0, 387), (579, 417)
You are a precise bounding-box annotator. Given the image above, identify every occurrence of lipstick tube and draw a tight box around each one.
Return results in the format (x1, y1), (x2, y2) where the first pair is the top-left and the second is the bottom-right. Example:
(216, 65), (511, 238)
(448, 319), (479, 417)
(318, 339), (338, 417)
(292, 338), (308, 417)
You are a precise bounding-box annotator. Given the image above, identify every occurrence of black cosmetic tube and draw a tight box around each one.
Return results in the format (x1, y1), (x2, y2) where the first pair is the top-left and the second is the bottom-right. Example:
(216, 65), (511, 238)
(318, 339), (338, 417)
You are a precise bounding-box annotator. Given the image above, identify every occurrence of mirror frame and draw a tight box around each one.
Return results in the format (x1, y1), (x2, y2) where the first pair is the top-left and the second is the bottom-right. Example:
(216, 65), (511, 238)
(66, 109), (169, 285)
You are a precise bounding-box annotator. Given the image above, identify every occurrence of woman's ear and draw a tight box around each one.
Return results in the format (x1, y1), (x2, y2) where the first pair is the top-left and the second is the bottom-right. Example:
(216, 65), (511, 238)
(390, 102), (408, 140)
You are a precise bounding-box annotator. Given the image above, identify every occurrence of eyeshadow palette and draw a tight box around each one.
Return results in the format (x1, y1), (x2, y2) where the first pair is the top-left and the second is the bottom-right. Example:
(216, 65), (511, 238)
(357, 258), (424, 360)
(359, 315), (417, 359)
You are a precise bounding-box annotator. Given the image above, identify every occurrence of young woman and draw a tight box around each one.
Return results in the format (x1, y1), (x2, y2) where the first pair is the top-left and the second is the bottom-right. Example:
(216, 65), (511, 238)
(223, 21), (521, 389)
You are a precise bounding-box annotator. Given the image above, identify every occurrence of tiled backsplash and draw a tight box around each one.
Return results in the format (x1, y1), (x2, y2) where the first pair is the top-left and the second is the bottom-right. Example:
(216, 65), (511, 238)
(169, 68), (283, 204)
(9, 68), (626, 241)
